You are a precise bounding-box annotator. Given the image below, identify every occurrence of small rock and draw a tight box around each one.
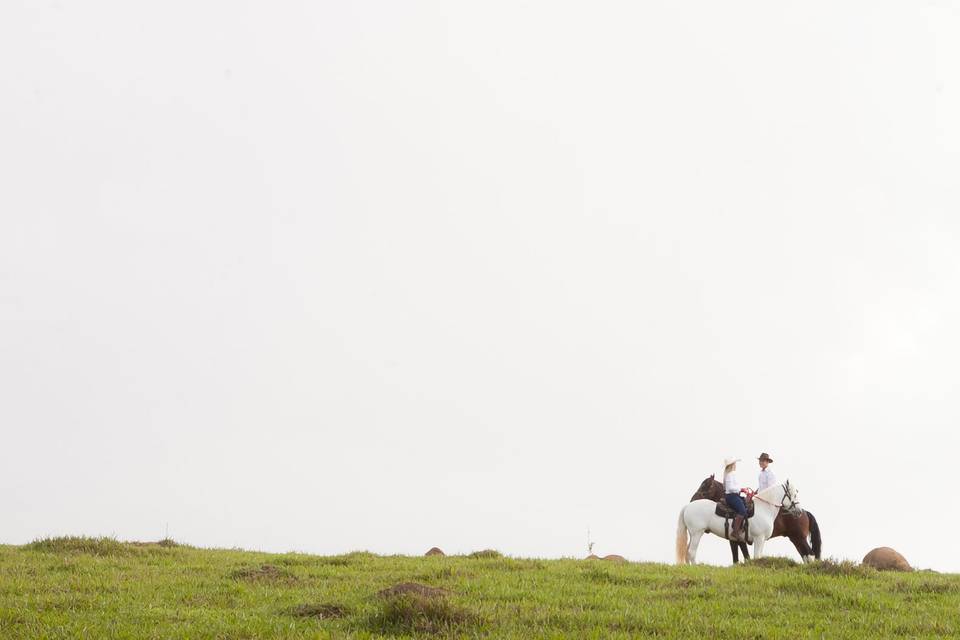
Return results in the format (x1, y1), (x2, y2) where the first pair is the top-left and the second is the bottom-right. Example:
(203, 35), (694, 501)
(862, 547), (912, 572)
(425, 547), (445, 557)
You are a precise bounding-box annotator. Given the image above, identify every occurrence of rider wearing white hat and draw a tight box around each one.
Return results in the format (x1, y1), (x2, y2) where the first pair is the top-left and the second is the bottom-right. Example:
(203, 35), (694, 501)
(723, 457), (748, 542)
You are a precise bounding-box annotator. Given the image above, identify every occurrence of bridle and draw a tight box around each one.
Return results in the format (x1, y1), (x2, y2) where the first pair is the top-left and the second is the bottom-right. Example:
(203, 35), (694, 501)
(752, 481), (801, 515)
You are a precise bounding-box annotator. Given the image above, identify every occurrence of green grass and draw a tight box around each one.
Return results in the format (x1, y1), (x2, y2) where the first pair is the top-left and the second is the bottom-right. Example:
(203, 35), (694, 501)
(1, 538), (958, 639)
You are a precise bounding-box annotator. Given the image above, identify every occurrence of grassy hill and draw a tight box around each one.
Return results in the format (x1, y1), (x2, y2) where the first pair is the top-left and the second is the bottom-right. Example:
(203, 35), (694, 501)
(1, 537), (958, 639)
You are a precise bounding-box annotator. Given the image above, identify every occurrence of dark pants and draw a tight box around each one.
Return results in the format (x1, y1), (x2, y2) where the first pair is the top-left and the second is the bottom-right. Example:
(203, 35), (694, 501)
(725, 493), (747, 516)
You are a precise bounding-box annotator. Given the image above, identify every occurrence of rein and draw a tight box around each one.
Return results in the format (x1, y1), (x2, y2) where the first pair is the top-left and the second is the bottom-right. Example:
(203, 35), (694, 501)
(751, 493), (781, 507)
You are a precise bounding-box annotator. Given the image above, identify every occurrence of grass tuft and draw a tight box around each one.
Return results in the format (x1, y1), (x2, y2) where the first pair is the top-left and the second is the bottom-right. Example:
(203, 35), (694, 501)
(891, 580), (959, 594)
(468, 549), (502, 559)
(156, 538), (181, 548)
(316, 556), (353, 567)
(367, 594), (480, 634)
(804, 558), (875, 577)
(25, 536), (128, 556)
(745, 556), (799, 570)
(416, 565), (459, 582)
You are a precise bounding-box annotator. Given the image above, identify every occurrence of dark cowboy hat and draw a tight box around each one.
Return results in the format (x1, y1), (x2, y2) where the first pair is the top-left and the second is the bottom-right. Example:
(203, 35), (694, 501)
(758, 452), (774, 463)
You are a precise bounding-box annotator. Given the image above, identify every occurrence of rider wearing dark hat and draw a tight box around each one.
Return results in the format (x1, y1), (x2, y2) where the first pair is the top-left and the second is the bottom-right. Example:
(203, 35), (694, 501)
(757, 452), (776, 492)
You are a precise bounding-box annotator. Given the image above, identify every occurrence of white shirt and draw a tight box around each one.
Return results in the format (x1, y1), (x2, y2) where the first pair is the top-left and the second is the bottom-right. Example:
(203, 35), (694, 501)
(723, 470), (739, 494)
(758, 468), (777, 491)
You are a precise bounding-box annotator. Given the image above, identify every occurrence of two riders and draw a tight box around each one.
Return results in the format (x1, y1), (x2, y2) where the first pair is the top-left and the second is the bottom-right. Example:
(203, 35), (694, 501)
(722, 452), (776, 542)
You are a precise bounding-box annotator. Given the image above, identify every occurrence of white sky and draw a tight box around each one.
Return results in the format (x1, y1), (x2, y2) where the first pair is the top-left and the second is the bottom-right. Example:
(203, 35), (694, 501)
(3, 1), (960, 571)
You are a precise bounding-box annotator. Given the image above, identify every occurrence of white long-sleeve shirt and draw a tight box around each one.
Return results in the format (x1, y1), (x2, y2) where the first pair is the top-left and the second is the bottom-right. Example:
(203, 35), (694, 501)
(724, 470), (739, 494)
(758, 468), (777, 491)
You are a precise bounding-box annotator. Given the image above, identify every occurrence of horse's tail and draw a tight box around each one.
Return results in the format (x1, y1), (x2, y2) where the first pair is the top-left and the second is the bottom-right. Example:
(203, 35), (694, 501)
(675, 507), (689, 564)
(806, 510), (822, 559)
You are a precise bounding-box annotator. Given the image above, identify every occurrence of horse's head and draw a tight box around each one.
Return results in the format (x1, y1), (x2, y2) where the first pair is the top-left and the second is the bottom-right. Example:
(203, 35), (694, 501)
(781, 480), (802, 515)
(690, 474), (723, 502)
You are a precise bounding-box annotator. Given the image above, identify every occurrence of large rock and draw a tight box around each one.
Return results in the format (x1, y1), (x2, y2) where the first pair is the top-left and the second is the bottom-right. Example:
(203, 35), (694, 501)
(862, 547), (912, 571)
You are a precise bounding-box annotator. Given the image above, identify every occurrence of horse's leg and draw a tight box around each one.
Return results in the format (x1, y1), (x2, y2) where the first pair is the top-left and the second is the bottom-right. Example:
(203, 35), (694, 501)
(687, 530), (704, 565)
(730, 540), (739, 564)
(792, 534), (813, 563)
(753, 536), (766, 559)
(739, 541), (750, 561)
(800, 537), (813, 563)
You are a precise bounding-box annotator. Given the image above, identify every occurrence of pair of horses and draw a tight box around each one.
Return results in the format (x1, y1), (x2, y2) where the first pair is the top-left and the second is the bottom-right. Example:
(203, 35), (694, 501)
(676, 475), (822, 564)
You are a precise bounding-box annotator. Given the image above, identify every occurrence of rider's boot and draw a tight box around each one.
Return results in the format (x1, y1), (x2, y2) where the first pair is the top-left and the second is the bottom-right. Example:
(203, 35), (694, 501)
(731, 516), (745, 542)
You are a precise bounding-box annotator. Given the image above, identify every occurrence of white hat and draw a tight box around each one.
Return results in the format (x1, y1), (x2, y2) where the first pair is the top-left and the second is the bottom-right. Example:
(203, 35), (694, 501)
(723, 457), (740, 467)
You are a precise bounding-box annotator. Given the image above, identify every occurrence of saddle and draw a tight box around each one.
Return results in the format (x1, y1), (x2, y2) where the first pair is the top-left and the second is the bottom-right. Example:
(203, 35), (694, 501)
(715, 500), (753, 543)
(715, 501), (755, 519)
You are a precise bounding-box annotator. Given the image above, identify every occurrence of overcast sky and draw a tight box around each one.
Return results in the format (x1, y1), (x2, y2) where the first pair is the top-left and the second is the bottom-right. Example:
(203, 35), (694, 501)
(3, 1), (960, 571)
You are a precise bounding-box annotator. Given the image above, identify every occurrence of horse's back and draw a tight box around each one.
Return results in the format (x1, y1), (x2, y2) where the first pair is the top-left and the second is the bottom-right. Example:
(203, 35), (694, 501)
(773, 509), (809, 538)
(684, 499), (721, 528)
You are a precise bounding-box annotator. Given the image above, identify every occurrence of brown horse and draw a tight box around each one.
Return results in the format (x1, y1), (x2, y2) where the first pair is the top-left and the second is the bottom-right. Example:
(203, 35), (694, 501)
(690, 475), (822, 563)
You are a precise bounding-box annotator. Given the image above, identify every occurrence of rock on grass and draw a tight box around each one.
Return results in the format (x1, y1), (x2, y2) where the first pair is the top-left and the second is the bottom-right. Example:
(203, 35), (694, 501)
(863, 547), (912, 572)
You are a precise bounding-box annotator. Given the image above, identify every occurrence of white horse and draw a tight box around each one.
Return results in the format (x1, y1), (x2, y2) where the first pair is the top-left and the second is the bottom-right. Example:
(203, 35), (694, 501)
(675, 481), (801, 564)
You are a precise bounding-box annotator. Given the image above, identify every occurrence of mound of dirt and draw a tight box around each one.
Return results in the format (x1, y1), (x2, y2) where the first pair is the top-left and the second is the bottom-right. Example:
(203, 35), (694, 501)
(128, 539), (181, 548)
(862, 547), (912, 572)
(425, 547), (445, 556)
(377, 583), (451, 599)
(603, 555), (627, 563)
(231, 564), (297, 582)
(289, 603), (347, 619)
(368, 587), (479, 634)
